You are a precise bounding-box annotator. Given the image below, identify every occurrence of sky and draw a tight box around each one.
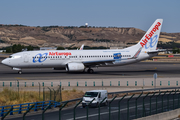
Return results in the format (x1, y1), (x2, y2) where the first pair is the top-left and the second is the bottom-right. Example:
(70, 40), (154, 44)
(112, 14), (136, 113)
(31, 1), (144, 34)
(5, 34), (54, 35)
(0, 0), (179, 33)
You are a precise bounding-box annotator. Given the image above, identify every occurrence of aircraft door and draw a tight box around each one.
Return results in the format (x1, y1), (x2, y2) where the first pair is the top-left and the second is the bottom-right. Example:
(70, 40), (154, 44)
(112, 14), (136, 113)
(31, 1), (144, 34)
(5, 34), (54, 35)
(23, 53), (29, 63)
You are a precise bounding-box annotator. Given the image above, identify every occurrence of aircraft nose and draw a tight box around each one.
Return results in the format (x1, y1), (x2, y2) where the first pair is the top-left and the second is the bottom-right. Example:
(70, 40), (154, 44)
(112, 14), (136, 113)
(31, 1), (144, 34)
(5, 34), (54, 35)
(1, 59), (8, 66)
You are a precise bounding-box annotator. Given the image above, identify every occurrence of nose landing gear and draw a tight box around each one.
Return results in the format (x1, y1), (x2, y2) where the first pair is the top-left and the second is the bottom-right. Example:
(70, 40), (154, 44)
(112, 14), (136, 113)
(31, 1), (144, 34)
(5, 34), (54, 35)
(18, 71), (22, 74)
(12, 67), (22, 74)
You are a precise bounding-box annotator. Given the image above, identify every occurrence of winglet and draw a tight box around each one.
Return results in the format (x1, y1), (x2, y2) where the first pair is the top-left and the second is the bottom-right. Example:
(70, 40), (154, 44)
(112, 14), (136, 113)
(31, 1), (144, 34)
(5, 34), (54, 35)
(131, 47), (142, 59)
(80, 44), (84, 50)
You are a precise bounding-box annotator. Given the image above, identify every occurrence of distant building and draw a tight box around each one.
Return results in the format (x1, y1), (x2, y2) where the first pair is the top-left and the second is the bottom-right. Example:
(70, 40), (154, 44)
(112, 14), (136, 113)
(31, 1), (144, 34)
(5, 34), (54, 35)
(40, 47), (57, 50)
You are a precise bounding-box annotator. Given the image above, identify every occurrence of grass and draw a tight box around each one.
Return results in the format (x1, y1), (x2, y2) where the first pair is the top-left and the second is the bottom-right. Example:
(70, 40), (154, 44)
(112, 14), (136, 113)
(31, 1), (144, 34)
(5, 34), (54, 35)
(0, 88), (84, 106)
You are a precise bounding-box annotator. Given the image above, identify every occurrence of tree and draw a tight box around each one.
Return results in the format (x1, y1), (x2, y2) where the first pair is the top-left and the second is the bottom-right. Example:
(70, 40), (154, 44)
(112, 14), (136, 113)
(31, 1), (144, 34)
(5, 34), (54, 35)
(27, 45), (34, 51)
(6, 47), (12, 53)
(11, 44), (25, 53)
(172, 47), (180, 54)
(57, 46), (65, 50)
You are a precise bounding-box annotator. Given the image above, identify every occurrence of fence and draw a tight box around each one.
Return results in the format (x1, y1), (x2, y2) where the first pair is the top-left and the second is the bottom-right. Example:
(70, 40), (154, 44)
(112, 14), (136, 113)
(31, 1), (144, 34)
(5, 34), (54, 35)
(1, 80), (180, 88)
(1, 87), (180, 120)
(58, 87), (180, 120)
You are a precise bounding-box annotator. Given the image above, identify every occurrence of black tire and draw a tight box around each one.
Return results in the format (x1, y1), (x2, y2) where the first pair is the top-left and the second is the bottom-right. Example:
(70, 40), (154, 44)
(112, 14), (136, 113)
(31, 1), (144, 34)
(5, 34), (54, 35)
(18, 71), (22, 74)
(88, 69), (94, 73)
(82, 105), (85, 108)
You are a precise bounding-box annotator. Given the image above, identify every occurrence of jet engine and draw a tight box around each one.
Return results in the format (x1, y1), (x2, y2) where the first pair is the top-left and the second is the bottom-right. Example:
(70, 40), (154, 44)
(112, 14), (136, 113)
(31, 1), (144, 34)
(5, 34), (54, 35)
(66, 63), (85, 72)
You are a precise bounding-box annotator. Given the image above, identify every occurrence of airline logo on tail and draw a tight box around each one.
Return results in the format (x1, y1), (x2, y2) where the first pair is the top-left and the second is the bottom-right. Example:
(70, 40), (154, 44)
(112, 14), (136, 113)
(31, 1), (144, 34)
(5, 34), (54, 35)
(145, 35), (158, 49)
(140, 22), (161, 47)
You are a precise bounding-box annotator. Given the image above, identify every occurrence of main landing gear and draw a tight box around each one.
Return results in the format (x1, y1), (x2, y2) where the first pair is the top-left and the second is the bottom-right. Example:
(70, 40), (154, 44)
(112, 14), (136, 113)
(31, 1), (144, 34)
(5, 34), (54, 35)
(87, 68), (94, 73)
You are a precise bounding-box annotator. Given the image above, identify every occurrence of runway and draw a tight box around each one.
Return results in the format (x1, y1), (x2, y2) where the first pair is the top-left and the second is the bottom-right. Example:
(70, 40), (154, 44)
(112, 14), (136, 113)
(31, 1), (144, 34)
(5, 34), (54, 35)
(0, 58), (180, 81)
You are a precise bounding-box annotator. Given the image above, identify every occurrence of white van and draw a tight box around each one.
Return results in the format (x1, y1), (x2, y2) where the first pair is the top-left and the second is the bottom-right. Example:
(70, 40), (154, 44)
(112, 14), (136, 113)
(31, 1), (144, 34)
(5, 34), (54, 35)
(82, 90), (108, 108)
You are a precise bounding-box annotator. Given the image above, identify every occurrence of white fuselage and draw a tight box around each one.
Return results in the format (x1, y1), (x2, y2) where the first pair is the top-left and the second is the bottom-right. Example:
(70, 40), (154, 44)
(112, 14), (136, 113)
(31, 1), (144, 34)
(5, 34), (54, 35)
(1, 49), (156, 69)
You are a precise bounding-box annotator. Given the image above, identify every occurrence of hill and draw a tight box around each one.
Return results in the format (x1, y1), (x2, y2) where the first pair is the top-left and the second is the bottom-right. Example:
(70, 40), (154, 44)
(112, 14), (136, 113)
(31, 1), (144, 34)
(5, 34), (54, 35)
(0, 25), (180, 48)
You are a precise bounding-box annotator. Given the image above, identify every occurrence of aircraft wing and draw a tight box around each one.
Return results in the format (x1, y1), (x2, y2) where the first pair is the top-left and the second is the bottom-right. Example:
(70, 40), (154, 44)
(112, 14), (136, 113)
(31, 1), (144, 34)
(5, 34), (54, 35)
(83, 59), (116, 66)
(83, 48), (142, 66)
(83, 57), (136, 67)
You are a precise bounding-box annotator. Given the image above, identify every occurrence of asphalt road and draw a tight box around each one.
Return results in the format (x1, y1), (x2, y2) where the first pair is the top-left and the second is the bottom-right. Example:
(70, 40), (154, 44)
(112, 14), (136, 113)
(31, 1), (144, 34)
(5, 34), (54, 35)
(1, 58), (180, 81)
(4, 92), (179, 120)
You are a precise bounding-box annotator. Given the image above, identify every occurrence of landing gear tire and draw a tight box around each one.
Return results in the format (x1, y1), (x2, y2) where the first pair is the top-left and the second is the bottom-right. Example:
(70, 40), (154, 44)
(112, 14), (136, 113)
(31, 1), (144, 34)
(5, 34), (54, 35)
(87, 69), (94, 73)
(18, 71), (22, 74)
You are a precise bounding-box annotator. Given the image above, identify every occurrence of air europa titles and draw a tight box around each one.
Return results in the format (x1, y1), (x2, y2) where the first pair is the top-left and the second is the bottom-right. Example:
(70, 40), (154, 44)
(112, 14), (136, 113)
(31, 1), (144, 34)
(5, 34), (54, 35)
(49, 52), (71, 56)
(140, 22), (161, 47)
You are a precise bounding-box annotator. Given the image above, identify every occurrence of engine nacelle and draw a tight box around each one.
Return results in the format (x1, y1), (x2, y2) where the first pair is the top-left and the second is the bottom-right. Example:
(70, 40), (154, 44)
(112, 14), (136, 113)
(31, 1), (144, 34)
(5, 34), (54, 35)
(66, 63), (85, 72)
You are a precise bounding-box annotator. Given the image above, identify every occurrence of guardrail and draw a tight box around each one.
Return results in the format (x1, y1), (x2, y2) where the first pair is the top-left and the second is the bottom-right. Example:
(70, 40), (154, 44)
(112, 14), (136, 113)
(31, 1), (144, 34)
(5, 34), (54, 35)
(0, 100), (60, 117)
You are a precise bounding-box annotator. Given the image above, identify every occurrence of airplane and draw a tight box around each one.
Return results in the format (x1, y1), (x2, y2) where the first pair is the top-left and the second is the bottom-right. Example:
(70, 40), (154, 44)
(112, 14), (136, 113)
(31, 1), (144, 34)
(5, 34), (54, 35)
(1, 19), (163, 74)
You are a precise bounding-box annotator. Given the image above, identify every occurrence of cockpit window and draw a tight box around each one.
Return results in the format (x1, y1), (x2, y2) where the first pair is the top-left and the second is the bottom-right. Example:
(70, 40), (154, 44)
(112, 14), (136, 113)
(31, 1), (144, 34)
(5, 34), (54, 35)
(9, 56), (21, 59)
(14, 56), (21, 58)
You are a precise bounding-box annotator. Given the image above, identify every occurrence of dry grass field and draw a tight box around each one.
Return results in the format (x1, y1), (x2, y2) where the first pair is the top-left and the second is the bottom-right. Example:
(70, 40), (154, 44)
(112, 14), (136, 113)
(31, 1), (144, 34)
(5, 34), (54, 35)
(0, 88), (84, 106)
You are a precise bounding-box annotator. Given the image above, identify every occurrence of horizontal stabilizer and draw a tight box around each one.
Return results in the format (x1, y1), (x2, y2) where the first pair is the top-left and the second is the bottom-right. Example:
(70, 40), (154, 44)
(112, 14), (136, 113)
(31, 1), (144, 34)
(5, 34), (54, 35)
(147, 49), (166, 54)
